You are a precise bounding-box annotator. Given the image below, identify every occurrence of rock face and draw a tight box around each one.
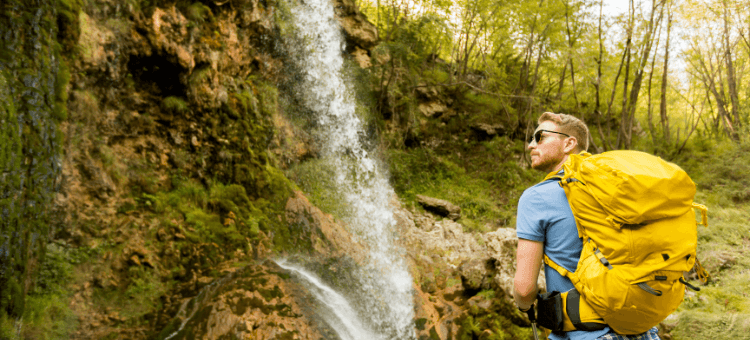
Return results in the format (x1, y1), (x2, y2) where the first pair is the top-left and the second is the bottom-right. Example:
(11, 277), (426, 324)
(395, 202), (543, 339)
(161, 194), (531, 340)
(333, 0), (378, 51)
(50, 0), (374, 338)
(284, 191), (365, 261)
(37, 0), (536, 338)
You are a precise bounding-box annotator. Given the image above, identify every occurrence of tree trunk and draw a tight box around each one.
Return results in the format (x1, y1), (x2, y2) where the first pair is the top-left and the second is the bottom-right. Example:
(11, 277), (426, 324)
(595, 0), (613, 151)
(556, 62), (568, 101)
(723, 3), (741, 139)
(620, 0), (663, 149)
(647, 3), (664, 149)
(696, 53), (734, 138)
(660, 3), (672, 146)
(564, 0), (579, 112)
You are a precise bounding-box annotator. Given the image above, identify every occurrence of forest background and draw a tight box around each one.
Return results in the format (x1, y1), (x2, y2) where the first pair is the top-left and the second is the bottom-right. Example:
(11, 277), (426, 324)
(342, 0), (750, 337)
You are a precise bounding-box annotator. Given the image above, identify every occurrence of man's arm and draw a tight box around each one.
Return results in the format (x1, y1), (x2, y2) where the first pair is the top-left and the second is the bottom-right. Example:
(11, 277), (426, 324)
(513, 239), (543, 310)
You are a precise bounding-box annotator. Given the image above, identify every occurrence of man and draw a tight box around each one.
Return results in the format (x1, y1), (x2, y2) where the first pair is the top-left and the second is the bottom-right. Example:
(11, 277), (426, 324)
(513, 112), (660, 340)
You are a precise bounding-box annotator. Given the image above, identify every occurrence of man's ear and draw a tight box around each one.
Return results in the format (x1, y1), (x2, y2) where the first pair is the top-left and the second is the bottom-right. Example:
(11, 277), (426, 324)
(563, 137), (578, 154)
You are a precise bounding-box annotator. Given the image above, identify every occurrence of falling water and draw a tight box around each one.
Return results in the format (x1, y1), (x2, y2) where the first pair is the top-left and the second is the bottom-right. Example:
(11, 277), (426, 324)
(287, 0), (415, 338)
(276, 260), (383, 340)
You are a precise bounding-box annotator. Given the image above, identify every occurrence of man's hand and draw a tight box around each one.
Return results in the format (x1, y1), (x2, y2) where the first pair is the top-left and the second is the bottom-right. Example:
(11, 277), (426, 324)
(514, 239), (543, 311)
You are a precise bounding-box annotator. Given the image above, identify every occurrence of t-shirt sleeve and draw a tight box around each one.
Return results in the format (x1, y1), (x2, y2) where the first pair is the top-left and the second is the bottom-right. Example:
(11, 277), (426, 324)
(516, 188), (546, 243)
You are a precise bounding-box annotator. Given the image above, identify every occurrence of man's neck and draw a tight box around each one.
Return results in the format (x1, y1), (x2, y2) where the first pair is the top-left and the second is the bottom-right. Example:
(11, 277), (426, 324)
(545, 154), (569, 174)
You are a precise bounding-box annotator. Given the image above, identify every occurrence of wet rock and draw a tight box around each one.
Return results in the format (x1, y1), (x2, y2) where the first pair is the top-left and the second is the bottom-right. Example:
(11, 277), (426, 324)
(415, 84), (440, 100)
(284, 191), (365, 261)
(154, 263), (326, 340)
(416, 195), (461, 220)
(351, 46), (371, 68)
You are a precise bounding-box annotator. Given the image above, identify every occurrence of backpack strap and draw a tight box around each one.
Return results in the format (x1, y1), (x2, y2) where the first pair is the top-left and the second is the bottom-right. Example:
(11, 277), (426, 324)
(565, 289), (607, 331)
(542, 254), (581, 287)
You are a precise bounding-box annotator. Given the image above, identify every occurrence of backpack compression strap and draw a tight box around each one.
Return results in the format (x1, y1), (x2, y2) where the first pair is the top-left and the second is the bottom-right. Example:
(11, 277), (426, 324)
(542, 254), (581, 287)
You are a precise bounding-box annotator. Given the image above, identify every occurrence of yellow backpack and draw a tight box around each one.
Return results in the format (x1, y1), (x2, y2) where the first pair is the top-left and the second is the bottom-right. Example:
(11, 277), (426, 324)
(541, 150), (708, 335)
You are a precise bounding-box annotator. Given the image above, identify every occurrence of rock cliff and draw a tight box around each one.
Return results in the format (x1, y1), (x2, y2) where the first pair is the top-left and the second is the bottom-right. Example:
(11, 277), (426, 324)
(1, 0), (529, 338)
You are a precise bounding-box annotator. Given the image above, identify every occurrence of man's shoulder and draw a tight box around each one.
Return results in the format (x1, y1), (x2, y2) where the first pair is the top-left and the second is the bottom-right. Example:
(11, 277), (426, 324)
(522, 178), (563, 197)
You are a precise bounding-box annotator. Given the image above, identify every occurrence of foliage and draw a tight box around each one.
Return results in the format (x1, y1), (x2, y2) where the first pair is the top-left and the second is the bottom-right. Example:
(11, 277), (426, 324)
(677, 134), (750, 204)
(19, 244), (78, 339)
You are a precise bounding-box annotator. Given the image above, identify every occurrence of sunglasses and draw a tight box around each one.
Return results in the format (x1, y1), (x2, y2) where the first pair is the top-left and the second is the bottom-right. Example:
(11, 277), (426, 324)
(528, 129), (571, 145)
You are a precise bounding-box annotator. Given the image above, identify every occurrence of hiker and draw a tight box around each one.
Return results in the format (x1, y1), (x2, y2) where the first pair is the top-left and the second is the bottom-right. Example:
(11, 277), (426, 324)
(513, 112), (661, 340)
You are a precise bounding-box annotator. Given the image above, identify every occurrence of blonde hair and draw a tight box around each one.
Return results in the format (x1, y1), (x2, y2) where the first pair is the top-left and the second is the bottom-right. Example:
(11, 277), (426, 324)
(538, 112), (589, 152)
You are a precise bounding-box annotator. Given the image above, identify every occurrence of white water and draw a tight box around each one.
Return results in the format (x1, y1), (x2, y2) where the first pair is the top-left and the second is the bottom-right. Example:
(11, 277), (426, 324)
(276, 260), (384, 340)
(289, 0), (416, 338)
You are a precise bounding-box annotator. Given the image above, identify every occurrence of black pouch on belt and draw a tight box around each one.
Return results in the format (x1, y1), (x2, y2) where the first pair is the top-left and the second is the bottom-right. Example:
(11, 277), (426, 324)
(536, 291), (564, 332)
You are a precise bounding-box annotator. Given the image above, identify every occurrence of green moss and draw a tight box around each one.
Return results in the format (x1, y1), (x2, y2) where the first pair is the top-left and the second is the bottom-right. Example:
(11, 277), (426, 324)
(53, 59), (71, 121)
(1, 1), (64, 324)
(285, 158), (347, 219)
(231, 90), (259, 118)
(77, 11), (99, 62)
(255, 80), (279, 117)
(189, 66), (212, 86)
(161, 96), (190, 114)
(273, 0), (295, 37)
(56, 0), (82, 54)
(184, 2), (214, 23)
(21, 285), (76, 339)
(138, 175), (291, 255)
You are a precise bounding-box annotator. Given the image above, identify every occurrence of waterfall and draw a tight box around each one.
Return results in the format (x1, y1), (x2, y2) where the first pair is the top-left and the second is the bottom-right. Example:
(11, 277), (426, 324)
(287, 0), (416, 338)
(276, 260), (383, 340)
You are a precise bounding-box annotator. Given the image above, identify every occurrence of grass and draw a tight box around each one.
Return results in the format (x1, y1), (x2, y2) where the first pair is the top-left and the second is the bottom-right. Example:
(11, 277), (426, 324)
(664, 136), (750, 339)
(387, 136), (537, 231)
(664, 194), (750, 339)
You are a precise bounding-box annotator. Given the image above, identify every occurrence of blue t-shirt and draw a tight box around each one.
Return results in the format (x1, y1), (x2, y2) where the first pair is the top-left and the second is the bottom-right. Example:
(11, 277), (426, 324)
(516, 175), (610, 340)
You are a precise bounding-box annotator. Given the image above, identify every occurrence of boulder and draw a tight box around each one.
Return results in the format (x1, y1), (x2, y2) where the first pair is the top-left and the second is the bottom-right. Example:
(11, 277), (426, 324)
(416, 195), (461, 220)
(418, 101), (449, 118)
(470, 122), (506, 140)
(459, 258), (493, 292)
